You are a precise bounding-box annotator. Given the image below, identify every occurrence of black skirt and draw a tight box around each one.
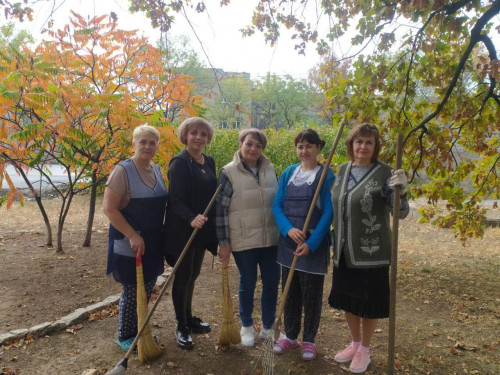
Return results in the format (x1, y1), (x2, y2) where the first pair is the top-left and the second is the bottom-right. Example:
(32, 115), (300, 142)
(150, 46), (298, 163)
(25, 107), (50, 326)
(328, 249), (390, 319)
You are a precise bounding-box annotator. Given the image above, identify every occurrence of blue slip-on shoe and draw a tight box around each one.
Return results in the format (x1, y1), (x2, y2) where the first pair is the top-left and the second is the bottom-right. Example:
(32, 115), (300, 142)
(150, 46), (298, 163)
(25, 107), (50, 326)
(115, 337), (137, 353)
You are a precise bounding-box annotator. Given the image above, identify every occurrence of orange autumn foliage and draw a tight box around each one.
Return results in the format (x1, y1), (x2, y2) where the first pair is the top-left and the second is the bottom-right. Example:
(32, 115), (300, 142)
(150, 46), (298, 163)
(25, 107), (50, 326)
(0, 12), (201, 250)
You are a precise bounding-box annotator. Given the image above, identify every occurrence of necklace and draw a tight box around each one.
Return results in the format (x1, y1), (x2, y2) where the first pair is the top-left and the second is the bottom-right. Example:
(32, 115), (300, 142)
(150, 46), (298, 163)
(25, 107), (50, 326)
(191, 154), (206, 173)
(190, 153), (203, 163)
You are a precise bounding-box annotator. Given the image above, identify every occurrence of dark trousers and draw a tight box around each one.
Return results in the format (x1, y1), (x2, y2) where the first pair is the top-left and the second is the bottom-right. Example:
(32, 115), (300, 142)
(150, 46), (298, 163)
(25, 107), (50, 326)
(118, 279), (156, 341)
(282, 266), (324, 343)
(172, 246), (206, 327)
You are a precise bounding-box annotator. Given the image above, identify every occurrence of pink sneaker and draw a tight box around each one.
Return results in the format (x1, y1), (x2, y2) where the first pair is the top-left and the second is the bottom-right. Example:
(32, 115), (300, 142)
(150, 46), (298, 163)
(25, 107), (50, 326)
(334, 344), (358, 363)
(273, 338), (300, 354)
(349, 349), (371, 373)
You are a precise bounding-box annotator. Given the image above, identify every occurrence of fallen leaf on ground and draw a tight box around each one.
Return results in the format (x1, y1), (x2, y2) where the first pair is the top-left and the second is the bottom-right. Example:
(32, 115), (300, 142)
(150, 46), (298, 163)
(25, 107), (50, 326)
(1, 366), (18, 375)
(454, 342), (477, 351)
(66, 324), (83, 334)
(88, 305), (119, 321)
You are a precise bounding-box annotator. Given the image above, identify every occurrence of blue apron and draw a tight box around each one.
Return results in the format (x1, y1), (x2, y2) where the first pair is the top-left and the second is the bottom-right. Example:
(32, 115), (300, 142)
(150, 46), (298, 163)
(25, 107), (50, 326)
(106, 159), (168, 284)
(277, 164), (329, 274)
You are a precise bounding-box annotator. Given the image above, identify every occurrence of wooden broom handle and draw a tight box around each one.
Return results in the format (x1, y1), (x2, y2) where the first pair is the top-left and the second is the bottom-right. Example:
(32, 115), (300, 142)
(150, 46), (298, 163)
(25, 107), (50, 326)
(123, 184), (222, 359)
(274, 120), (346, 326)
(388, 133), (404, 374)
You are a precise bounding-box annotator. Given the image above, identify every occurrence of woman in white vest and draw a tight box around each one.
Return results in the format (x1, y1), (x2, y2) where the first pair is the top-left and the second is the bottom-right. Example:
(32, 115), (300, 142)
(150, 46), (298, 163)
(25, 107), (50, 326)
(329, 124), (409, 373)
(216, 128), (280, 347)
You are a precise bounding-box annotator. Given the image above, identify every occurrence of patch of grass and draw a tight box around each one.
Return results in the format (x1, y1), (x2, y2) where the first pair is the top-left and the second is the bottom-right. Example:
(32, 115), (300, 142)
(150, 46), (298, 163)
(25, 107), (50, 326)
(421, 265), (432, 273)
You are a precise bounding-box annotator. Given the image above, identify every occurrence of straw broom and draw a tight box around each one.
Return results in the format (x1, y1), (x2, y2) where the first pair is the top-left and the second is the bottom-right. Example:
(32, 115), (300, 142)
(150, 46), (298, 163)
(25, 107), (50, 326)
(256, 120), (346, 375)
(136, 255), (162, 364)
(106, 185), (223, 375)
(218, 263), (241, 345)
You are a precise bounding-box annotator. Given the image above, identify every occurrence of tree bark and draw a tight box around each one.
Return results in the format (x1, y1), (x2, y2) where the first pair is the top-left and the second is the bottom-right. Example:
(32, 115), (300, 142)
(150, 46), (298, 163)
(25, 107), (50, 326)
(56, 192), (74, 254)
(6, 160), (53, 246)
(82, 170), (98, 247)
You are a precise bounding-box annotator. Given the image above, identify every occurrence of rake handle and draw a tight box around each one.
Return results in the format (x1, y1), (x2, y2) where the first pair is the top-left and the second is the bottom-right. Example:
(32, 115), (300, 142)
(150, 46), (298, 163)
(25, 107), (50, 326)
(122, 184), (222, 360)
(273, 120), (346, 334)
(388, 133), (404, 374)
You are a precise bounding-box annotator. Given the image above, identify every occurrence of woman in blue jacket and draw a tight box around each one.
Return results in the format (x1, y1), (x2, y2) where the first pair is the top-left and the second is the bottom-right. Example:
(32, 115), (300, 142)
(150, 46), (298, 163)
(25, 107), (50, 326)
(272, 129), (334, 361)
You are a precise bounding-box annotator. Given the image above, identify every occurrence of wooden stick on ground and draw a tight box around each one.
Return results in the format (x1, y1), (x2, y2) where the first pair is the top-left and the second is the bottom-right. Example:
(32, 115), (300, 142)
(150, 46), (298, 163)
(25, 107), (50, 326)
(388, 133), (404, 375)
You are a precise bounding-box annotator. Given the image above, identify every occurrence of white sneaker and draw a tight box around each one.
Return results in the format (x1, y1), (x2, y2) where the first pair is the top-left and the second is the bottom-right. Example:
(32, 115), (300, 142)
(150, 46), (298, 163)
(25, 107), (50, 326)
(259, 327), (273, 339)
(240, 326), (255, 347)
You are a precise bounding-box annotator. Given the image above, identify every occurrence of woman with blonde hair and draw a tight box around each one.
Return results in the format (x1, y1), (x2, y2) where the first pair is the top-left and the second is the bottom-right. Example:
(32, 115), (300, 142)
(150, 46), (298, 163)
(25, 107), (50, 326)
(103, 124), (168, 352)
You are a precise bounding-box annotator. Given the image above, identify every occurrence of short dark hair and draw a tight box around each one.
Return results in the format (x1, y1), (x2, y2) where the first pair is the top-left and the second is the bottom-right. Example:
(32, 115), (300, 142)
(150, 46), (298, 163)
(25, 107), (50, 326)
(345, 123), (381, 162)
(294, 129), (326, 150)
(239, 128), (268, 149)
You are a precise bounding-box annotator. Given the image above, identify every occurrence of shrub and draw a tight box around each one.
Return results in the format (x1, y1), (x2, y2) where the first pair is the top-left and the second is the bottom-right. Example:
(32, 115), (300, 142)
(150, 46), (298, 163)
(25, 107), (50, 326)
(206, 124), (347, 177)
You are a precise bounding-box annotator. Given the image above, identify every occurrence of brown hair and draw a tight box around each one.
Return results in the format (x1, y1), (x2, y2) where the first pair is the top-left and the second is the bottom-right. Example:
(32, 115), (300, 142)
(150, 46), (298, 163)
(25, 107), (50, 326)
(177, 117), (214, 145)
(345, 123), (381, 162)
(294, 129), (326, 150)
(239, 128), (268, 149)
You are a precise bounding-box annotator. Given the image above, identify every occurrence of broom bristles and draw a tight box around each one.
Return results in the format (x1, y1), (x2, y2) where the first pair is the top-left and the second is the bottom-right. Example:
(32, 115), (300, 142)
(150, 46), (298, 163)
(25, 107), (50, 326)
(218, 264), (241, 346)
(253, 335), (275, 375)
(136, 262), (162, 364)
(105, 358), (128, 375)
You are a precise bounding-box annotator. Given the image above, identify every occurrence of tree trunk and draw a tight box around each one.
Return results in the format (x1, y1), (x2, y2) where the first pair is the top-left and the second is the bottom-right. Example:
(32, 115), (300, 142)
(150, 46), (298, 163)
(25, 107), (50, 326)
(11, 162), (53, 246)
(82, 170), (98, 247)
(56, 192), (74, 254)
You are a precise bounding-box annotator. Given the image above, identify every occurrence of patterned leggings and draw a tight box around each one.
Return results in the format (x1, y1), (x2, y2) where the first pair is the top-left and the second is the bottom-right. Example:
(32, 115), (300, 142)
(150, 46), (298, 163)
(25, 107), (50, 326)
(282, 267), (324, 343)
(118, 279), (157, 341)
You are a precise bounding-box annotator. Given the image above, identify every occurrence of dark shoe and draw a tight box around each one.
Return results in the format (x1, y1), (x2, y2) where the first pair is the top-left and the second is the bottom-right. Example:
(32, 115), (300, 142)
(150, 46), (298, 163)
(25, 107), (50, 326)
(175, 326), (194, 350)
(188, 316), (211, 333)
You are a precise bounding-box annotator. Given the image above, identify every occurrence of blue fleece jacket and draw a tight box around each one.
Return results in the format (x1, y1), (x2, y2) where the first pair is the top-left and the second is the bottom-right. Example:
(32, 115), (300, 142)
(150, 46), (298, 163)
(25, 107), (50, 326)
(272, 163), (335, 252)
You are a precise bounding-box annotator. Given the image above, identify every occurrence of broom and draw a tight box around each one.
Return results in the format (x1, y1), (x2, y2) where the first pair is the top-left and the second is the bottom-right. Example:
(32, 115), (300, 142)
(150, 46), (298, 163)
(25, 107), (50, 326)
(136, 254), (162, 364)
(218, 263), (241, 345)
(256, 120), (346, 374)
(106, 185), (223, 375)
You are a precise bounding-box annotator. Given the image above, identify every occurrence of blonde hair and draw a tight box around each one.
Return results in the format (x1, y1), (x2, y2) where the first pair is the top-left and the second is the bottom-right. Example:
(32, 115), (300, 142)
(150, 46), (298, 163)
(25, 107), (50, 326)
(177, 117), (214, 145)
(133, 124), (160, 143)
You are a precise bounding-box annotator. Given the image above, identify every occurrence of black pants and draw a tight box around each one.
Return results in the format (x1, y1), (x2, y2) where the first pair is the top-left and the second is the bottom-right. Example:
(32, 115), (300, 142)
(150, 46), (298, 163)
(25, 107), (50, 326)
(172, 246), (206, 327)
(282, 266), (324, 343)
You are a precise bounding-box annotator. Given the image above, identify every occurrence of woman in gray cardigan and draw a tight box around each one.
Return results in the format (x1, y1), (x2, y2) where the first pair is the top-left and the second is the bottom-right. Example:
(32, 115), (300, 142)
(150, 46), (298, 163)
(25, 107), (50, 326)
(328, 124), (409, 374)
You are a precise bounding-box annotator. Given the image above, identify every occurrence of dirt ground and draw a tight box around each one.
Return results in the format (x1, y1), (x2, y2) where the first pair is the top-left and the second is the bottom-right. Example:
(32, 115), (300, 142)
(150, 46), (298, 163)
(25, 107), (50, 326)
(0, 195), (499, 375)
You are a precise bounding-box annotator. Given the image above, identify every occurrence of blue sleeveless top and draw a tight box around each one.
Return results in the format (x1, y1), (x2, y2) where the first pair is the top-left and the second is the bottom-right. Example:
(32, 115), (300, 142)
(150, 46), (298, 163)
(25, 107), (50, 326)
(106, 158), (168, 284)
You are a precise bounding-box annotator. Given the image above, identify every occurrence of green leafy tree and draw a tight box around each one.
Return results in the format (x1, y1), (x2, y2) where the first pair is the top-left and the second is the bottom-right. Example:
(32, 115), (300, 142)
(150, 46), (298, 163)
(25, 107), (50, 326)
(244, 0), (500, 242)
(161, 35), (213, 122)
(308, 56), (351, 124)
(206, 74), (253, 129)
(252, 74), (319, 128)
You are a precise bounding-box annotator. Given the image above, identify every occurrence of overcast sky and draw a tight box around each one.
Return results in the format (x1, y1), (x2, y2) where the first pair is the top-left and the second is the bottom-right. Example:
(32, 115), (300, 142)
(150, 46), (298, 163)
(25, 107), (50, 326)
(22, 0), (336, 80)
